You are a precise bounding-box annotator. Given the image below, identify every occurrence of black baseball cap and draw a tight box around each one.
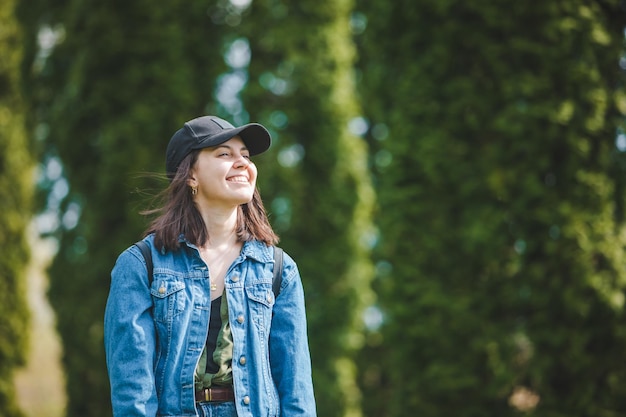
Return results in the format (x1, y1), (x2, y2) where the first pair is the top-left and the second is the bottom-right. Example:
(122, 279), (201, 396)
(165, 116), (271, 179)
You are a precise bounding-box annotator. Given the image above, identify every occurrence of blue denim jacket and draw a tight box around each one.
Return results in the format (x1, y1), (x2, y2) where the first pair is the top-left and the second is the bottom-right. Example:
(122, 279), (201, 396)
(104, 235), (317, 417)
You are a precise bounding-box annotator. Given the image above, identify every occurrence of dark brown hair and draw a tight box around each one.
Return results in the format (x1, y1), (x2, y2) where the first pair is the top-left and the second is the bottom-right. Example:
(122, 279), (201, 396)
(143, 150), (279, 251)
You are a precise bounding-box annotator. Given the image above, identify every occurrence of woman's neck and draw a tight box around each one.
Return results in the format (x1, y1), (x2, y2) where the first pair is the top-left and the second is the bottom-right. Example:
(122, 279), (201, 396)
(195, 206), (242, 300)
(198, 205), (239, 249)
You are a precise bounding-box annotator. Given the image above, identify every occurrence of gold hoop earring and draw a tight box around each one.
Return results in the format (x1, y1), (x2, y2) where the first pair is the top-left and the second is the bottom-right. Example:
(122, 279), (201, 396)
(191, 186), (198, 196)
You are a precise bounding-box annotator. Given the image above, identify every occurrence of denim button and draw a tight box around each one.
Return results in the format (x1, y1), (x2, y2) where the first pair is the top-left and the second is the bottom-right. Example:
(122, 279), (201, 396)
(237, 315), (244, 324)
(239, 356), (246, 365)
(243, 396), (250, 405)
(231, 275), (239, 282)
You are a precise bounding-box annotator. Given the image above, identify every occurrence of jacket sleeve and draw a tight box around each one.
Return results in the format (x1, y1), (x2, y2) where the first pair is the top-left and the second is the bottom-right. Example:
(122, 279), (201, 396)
(269, 252), (317, 416)
(104, 246), (159, 417)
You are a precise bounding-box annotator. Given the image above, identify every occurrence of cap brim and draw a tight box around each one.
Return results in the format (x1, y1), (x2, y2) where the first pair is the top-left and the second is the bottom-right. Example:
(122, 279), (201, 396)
(192, 123), (271, 156)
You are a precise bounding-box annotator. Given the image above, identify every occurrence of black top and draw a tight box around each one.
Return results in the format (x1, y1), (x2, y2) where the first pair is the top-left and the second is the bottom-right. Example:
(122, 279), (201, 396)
(205, 296), (222, 374)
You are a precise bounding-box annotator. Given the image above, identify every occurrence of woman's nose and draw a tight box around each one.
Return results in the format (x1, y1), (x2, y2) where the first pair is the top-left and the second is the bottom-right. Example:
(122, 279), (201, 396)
(234, 155), (250, 168)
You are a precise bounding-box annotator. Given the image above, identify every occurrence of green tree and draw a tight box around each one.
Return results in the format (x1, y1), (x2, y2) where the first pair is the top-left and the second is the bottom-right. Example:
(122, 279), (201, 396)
(0, 0), (32, 415)
(357, 1), (626, 416)
(239, 1), (376, 416)
(19, 1), (229, 414)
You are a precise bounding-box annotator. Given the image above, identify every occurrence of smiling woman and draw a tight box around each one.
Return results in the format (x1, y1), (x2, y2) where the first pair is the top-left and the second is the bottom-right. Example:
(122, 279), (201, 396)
(104, 116), (317, 417)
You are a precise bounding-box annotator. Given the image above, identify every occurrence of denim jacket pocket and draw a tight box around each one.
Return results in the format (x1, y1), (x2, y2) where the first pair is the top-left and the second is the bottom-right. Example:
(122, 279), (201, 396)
(151, 279), (186, 323)
(245, 283), (275, 329)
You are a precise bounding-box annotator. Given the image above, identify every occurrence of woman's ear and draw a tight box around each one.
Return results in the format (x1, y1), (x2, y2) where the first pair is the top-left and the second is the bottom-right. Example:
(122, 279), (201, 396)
(187, 174), (197, 188)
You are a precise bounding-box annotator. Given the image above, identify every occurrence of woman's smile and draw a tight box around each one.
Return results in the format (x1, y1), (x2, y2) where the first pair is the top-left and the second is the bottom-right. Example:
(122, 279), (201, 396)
(227, 175), (250, 183)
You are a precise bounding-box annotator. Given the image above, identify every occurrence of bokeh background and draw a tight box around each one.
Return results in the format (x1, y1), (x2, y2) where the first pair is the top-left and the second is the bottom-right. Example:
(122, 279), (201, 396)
(3, 0), (626, 416)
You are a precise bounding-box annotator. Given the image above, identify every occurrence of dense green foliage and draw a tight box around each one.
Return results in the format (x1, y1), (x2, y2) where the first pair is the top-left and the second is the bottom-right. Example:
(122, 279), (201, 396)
(239, 1), (376, 415)
(356, 1), (626, 416)
(0, 0), (31, 416)
(19, 1), (228, 415)
(15, 0), (626, 416)
(20, 0), (375, 415)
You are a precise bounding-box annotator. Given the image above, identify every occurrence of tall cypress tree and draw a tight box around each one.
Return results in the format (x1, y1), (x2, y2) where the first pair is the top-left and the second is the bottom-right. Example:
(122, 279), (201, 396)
(357, 1), (626, 416)
(0, 0), (32, 415)
(239, 1), (376, 416)
(19, 1), (229, 414)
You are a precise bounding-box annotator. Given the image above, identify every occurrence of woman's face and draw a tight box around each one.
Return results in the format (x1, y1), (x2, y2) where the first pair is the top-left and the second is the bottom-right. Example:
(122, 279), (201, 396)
(189, 136), (258, 208)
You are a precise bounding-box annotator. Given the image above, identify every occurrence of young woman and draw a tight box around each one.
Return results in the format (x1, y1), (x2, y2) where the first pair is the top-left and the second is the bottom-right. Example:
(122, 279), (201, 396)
(104, 116), (317, 417)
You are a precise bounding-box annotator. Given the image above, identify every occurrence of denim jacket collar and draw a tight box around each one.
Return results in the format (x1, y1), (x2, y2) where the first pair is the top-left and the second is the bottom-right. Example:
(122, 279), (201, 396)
(176, 234), (274, 264)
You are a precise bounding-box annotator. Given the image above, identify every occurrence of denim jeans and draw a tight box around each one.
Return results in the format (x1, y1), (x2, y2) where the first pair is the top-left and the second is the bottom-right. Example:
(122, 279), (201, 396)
(197, 401), (237, 417)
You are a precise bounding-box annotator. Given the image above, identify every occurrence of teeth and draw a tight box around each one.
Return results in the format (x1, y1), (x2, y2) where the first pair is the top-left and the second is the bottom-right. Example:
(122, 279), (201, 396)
(228, 176), (248, 183)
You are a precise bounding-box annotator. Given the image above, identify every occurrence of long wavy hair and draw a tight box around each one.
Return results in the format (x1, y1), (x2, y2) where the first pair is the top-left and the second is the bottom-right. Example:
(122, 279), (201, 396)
(143, 150), (279, 251)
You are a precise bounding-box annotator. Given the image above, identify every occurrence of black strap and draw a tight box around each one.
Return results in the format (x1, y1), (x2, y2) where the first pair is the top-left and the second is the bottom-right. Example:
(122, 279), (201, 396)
(134, 240), (153, 285)
(134, 241), (284, 298)
(272, 247), (284, 298)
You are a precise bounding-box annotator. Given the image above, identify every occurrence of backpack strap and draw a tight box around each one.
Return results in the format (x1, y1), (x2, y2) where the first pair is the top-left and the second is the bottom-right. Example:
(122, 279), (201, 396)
(272, 247), (284, 298)
(134, 240), (153, 285)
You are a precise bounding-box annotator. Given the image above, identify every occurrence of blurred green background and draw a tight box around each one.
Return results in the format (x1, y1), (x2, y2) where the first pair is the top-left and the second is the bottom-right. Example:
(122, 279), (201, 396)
(3, 0), (626, 416)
